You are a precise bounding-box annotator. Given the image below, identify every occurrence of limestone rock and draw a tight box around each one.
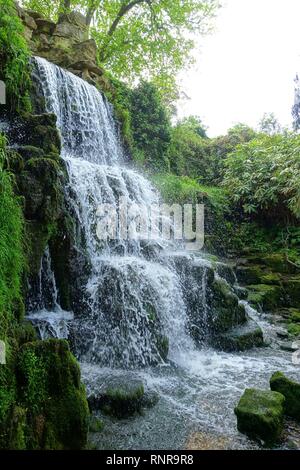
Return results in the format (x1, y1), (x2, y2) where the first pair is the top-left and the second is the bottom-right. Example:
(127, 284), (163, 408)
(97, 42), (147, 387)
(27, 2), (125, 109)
(234, 388), (285, 443)
(35, 18), (56, 35)
(270, 372), (300, 421)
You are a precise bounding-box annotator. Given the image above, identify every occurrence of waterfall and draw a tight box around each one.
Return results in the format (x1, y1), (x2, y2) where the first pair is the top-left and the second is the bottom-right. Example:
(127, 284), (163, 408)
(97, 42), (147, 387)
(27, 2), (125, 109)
(31, 57), (195, 368)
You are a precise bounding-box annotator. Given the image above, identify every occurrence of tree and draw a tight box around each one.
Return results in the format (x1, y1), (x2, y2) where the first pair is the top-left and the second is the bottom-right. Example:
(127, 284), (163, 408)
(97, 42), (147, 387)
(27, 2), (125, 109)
(258, 112), (282, 136)
(130, 81), (172, 171)
(23, 0), (219, 95)
(176, 116), (208, 138)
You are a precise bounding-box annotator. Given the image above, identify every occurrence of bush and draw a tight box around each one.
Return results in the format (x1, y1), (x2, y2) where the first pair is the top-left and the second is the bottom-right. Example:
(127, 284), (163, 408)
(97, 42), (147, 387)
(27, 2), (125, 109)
(223, 134), (300, 222)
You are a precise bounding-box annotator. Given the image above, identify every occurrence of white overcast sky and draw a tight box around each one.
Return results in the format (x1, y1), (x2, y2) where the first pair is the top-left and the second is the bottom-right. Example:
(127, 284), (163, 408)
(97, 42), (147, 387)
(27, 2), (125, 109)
(178, 0), (300, 137)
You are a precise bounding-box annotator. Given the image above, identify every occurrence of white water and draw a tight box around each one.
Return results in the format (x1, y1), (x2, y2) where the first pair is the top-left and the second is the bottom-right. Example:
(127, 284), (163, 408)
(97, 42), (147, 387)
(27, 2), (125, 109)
(31, 57), (195, 367)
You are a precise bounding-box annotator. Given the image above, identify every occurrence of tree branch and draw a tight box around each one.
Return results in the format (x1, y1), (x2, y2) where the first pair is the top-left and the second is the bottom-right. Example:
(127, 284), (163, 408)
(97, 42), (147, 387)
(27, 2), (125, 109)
(107, 0), (149, 37)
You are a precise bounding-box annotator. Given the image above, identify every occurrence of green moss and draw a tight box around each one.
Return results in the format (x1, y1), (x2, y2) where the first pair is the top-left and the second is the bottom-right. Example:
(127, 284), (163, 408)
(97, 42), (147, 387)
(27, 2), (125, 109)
(17, 339), (89, 449)
(209, 279), (247, 332)
(247, 284), (283, 311)
(270, 372), (300, 421)
(287, 322), (300, 337)
(282, 277), (300, 307)
(289, 309), (300, 323)
(234, 388), (285, 444)
(216, 321), (263, 352)
(0, 134), (25, 339)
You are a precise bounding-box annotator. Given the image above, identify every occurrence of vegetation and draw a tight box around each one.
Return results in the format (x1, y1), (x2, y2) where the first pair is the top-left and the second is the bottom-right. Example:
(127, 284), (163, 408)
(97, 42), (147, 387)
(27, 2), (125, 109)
(23, 0), (219, 98)
(0, 134), (25, 339)
(0, 0), (31, 112)
(223, 134), (300, 221)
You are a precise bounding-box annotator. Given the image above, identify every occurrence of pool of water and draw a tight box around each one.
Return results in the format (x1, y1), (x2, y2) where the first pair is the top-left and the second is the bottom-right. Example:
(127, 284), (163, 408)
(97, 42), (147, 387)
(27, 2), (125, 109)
(82, 312), (300, 450)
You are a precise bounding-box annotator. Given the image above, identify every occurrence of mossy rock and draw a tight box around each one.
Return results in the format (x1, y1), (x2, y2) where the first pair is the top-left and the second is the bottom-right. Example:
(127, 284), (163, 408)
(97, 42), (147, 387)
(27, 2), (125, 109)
(236, 265), (264, 285)
(88, 378), (148, 419)
(260, 272), (281, 286)
(282, 277), (300, 307)
(215, 320), (263, 352)
(261, 254), (298, 275)
(216, 262), (236, 285)
(17, 339), (89, 449)
(289, 309), (300, 323)
(287, 322), (300, 337)
(247, 284), (283, 311)
(15, 145), (45, 161)
(234, 388), (285, 444)
(270, 372), (300, 421)
(209, 279), (247, 333)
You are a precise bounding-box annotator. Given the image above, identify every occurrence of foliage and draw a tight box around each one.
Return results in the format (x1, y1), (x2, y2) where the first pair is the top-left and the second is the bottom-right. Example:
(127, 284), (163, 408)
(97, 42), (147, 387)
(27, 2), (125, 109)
(0, 0), (32, 112)
(0, 134), (25, 339)
(24, 0), (219, 98)
(222, 134), (300, 220)
(130, 81), (172, 171)
(258, 112), (282, 136)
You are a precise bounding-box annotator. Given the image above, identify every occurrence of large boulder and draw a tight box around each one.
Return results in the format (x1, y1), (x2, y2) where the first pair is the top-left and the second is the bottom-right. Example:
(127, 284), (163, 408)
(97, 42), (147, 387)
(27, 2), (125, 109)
(215, 319), (263, 352)
(270, 372), (300, 421)
(17, 339), (89, 449)
(87, 376), (159, 419)
(234, 388), (285, 444)
(247, 284), (283, 311)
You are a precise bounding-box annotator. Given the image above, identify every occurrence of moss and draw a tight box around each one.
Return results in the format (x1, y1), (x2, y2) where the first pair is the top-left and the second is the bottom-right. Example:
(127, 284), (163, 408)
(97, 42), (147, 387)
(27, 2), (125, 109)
(17, 339), (89, 449)
(236, 265), (264, 285)
(247, 284), (283, 311)
(270, 372), (300, 421)
(209, 279), (247, 332)
(282, 277), (300, 307)
(234, 388), (285, 444)
(289, 309), (300, 323)
(216, 320), (263, 352)
(89, 417), (104, 433)
(262, 254), (296, 275)
(287, 322), (300, 337)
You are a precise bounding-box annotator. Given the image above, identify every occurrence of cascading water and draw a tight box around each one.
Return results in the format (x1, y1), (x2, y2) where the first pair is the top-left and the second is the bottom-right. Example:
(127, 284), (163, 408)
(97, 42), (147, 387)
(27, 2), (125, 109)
(31, 56), (195, 368)
(28, 57), (300, 450)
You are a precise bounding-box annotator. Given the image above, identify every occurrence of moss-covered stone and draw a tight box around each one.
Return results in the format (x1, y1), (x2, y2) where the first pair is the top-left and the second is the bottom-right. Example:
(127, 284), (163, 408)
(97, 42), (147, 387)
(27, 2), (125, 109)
(17, 339), (89, 449)
(88, 379), (146, 419)
(215, 320), (263, 352)
(236, 265), (264, 285)
(247, 284), (283, 311)
(234, 388), (285, 444)
(270, 372), (300, 421)
(282, 277), (300, 307)
(209, 278), (247, 332)
(261, 254), (298, 275)
(287, 322), (300, 337)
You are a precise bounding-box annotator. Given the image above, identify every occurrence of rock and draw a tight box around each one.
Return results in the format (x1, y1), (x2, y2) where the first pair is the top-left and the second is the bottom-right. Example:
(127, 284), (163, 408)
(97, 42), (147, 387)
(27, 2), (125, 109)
(209, 278), (247, 333)
(236, 265), (263, 285)
(279, 342), (299, 352)
(15, 145), (45, 161)
(35, 18), (56, 35)
(289, 309), (300, 323)
(54, 16), (88, 43)
(87, 377), (158, 419)
(89, 417), (104, 433)
(247, 284), (283, 311)
(216, 262), (236, 285)
(22, 12), (37, 31)
(270, 372), (300, 421)
(282, 277), (300, 307)
(25, 10), (45, 21)
(262, 254), (299, 275)
(72, 39), (97, 63)
(276, 329), (289, 339)
(215, 320), (264, 352)
(233, 285), (248, 300)
(287, 323), (300, 337)
(70, 60), (103, 76)
(234, 388), (285, 443)
(17, 339), (89, 449)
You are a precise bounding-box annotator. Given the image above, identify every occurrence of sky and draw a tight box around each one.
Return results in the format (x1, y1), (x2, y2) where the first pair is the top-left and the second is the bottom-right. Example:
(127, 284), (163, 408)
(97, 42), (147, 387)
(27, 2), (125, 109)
(178, 0), (300, 137)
